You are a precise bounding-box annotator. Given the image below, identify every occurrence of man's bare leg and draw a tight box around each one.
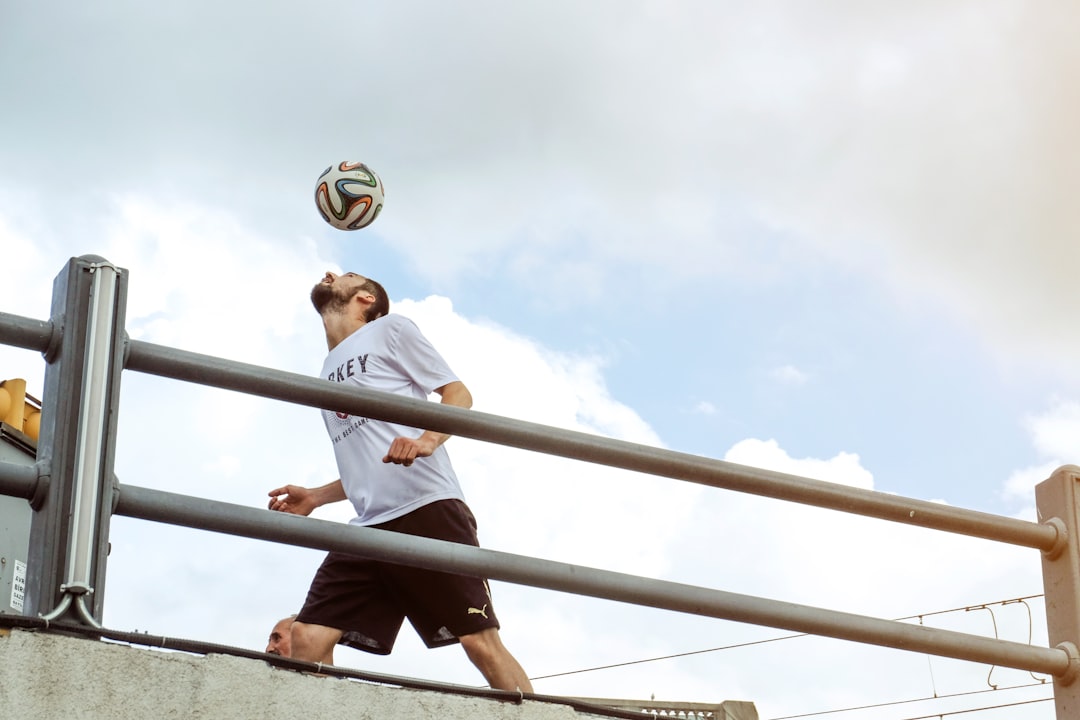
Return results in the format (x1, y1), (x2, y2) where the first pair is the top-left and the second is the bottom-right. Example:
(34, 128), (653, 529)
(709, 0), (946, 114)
(459, 627), (533, 693)
(290, 621), (341, 666)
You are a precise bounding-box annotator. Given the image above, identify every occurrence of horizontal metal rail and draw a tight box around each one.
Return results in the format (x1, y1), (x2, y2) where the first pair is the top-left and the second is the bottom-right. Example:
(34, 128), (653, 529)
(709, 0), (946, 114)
(0, 466), (1072, 678)
(0, 459), (37, 500)
(123, 337), (1060, 552)
(0, 310), (1057, 552)
(110, 481), (1072, 679)
(0, 311), (54, 356)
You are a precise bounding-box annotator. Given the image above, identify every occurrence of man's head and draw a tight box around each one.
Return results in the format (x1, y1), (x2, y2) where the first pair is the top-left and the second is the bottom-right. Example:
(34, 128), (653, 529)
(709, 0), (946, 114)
(310, 271), (389, 322)
(266, 615), (296, 656)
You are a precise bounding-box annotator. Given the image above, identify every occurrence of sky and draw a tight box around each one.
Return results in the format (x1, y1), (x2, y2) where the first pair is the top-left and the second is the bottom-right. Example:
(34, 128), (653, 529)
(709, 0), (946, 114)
(1, 1), (1078, 718)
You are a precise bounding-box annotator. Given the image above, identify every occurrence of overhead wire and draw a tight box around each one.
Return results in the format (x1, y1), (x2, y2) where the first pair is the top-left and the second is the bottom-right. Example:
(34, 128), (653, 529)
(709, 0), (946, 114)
(919, 614), (940, 700)
(1006, 596), (1049, 683)
(896, 695), (1052, 719)
(529, 593), (1046, 682)
(529, 632), (808, 681)
(967, 604), (1001, 689)
(750, 593), (1055, 720)
(764, 680), (1050, 719)
(528, 592), (1052, 720)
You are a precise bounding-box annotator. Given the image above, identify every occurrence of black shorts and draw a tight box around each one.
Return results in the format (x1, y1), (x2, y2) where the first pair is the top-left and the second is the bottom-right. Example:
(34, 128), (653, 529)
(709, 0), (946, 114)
(296, 499), (501, 654)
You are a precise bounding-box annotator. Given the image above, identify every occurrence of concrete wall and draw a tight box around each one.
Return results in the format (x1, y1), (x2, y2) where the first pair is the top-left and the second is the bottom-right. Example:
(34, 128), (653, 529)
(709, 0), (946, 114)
(0, 628), (600, 720)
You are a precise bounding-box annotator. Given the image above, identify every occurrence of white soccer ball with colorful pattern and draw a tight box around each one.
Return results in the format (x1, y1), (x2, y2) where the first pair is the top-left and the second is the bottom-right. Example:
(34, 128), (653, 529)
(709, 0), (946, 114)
(314, 162), (385, 230)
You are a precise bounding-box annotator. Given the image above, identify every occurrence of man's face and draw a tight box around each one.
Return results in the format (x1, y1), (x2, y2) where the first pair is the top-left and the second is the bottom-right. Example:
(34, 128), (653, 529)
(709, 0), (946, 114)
(311, 271), (369, 314)
(265, 617), (294, 657)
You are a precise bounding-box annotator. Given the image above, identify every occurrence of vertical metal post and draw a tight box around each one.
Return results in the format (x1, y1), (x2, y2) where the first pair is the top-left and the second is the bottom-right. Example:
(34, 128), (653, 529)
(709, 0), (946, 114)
(1036, 465), (1080, 718)
(24, 255), (127, 626)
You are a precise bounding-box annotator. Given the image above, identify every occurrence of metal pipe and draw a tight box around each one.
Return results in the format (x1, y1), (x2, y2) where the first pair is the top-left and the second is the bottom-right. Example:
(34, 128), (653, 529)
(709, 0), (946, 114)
(0, 460), (36, 499)
(0, 312), (53, 354)
(114, 482), (1072, 678)
(125, 339), (1059, 552)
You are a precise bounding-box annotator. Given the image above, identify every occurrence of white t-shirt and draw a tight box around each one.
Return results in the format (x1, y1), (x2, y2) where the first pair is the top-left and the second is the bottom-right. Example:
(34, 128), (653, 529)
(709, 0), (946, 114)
(320, 313), (465, 526)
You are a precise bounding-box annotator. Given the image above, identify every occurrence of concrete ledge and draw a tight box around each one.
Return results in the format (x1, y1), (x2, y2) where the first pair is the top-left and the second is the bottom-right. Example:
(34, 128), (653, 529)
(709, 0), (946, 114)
(0, 628), (604, 720)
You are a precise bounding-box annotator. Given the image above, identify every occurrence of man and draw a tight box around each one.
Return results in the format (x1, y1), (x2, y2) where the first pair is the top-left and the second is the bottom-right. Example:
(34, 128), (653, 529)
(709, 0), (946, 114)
(267, 271), (532, 693)
(265, 614), (296, 657)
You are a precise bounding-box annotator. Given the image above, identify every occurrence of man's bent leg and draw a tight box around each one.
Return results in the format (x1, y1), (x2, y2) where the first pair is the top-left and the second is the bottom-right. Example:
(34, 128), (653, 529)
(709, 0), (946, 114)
(290, 621), (342, 665)
(459, 627), (533, 693)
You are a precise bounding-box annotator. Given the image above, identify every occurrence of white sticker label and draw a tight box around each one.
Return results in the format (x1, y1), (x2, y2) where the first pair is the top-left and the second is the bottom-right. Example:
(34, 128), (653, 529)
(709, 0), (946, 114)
(10, 559), (26, 612)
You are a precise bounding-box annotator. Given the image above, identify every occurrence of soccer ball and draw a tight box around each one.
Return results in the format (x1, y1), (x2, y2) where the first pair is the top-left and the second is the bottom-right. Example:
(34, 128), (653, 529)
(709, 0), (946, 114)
(314, 161), (385, 230)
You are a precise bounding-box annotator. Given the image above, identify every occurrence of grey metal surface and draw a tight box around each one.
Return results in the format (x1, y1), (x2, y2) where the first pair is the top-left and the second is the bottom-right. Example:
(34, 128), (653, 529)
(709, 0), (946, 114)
(1037, 467), (1080, 716)
(25, 256), (128, 624)
(0, 311), (52, 355)
(0, 458), (36, 500)
(0, 426), (35, 615)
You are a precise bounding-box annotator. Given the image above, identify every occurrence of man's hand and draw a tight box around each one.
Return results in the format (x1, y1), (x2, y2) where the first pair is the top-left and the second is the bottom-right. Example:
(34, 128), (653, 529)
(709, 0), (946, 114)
(383, 435), (439, 467)
(382, 380), (472, 467)
(267, 485), (319, 516)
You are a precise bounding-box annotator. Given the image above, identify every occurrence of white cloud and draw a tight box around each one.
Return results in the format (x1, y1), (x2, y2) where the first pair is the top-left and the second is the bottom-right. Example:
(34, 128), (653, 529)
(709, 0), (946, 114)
(1003, 461), (1058, 510)
(694, 400), (717, 415)
(6, 3), (1079, 382)
(769, 364), (809, 386)
(389, 295), (692, 576)
(101, 195), (331, 366)
(725, 438), (873, 490)
(398, 297), (661, 446)
(1024, 399), (1080, 460)
(716, 3), (1080, 375)
(1001, 399), (1080, 516)
(667, 435), (1047, 718)
(0, 199), (71, 392)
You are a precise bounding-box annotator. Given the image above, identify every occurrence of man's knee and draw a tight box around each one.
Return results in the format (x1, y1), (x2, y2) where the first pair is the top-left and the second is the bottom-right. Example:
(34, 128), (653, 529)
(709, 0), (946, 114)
(459, 627), (510, 664)
(290, 621), (341, 663)
(291, 620), (319, 644)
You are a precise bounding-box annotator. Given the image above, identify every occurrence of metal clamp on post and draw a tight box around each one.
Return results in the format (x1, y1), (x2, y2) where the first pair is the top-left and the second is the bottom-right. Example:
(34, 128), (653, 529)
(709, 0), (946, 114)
(40, 582), (101, 629)
(29, 460), (50, 511)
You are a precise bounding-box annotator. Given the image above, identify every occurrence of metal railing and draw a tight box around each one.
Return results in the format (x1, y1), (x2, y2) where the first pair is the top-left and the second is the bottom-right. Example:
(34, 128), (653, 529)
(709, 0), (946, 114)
(2, 255), (1079, 716)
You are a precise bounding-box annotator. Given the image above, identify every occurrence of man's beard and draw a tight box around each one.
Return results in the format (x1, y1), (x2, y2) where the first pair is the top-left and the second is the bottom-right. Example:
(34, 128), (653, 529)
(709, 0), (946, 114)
(310, 282), (352, 314)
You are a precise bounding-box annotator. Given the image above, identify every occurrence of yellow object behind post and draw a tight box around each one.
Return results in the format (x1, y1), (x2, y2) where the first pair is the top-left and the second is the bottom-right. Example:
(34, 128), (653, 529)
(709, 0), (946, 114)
(0, 378), (26, 428)
(0, 378), (41, 442)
